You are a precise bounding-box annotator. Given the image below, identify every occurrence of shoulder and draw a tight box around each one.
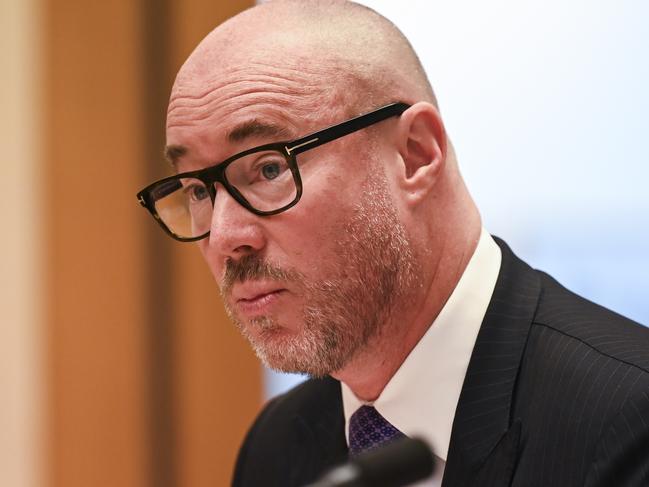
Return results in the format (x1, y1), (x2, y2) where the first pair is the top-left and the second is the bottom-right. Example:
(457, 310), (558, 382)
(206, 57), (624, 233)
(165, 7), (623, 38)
(521, 268), (649, 403)
(512, 270), (649, 484)
(491, 237), (649, 375)
(233, 376), (346, 487)
(247, 375), (342, 436)
(533, 270), (649, 374)
(496, 263), (649, 484)
(237, 375), (342, 452)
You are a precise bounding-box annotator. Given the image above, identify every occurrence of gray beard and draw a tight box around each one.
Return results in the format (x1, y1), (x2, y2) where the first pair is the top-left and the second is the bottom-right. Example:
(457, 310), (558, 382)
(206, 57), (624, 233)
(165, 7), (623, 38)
(220, 169), (418, 377)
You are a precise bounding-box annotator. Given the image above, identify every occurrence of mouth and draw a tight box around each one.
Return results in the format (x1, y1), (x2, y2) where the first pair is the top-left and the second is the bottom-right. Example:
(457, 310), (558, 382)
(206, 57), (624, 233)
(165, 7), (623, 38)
(233, 285), (286, 317)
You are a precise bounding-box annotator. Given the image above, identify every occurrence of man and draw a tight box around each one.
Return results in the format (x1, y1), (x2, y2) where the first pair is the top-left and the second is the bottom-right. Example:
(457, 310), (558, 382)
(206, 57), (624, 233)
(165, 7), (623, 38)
(136, 1), (649, 485)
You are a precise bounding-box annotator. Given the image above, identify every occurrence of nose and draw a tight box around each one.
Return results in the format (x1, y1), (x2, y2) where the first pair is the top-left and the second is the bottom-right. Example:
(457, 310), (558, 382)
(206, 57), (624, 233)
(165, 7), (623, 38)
(202, 183), (266, 261)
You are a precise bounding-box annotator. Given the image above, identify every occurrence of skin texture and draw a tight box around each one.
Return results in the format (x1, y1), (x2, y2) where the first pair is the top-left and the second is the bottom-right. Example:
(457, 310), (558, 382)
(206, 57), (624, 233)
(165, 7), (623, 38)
(166, 0), (482, 401)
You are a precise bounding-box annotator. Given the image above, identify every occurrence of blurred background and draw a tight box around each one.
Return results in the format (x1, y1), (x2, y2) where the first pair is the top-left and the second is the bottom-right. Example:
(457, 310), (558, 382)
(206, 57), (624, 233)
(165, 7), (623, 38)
(1, 1), (647, 487)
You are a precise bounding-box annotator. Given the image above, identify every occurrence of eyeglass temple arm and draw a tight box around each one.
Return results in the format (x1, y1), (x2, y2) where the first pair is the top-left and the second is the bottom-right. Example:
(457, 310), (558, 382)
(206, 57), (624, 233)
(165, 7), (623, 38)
(285, 102), (411, 156)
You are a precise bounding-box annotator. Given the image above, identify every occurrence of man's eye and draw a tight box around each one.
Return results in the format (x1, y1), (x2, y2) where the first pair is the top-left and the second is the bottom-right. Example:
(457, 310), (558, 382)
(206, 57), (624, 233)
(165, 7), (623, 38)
(261, 162), (281, 180)
(230, 152), (290, 186)
(185, 184), (209, 202)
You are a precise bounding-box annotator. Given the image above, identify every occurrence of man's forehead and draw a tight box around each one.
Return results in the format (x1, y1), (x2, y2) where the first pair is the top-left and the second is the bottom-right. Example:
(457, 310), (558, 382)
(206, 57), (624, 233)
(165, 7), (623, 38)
(164, 109), (305, 169)
(167, 48), (339, 127)
(164, 1), (397, 167)
(165, 51), (353, 165)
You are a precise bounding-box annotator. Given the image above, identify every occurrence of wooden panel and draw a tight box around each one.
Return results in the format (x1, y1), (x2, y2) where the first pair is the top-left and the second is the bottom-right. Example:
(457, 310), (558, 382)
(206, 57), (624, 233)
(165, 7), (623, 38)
(172, 250), (262, 487)
(45, 1), (260, 487)
(44, 1), (148, 487)
(0, 0), (44, 486)
(165, 5), (261, 487)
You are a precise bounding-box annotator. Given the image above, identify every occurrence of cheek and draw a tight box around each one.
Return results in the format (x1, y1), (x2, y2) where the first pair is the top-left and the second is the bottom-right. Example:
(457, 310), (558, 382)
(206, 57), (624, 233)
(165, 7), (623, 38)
(277, 176), (353, 259)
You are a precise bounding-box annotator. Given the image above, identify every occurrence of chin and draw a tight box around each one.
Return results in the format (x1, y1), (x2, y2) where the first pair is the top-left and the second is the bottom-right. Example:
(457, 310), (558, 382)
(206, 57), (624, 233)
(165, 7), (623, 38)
(255, 337), (352, 379)
(248, 335), (321, 377)
(253, 330), (310, 370)
(237, 314), (357, 378)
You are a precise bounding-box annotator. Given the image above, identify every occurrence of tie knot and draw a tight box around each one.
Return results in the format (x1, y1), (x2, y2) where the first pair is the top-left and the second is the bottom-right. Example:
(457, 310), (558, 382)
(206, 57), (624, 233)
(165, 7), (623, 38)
(348, 405), (406, 456)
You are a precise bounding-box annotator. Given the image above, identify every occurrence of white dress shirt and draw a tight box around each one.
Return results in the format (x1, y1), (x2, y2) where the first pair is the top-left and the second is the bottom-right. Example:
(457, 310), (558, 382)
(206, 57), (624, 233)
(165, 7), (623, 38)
(341, 229), (502, 486)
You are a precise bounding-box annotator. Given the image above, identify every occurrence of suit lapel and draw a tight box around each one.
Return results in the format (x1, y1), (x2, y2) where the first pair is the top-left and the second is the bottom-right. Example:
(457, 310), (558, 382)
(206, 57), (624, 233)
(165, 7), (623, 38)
(288, 377), (348, 486)
(470, 419), (522, 487)
(442, 239), (540, 487)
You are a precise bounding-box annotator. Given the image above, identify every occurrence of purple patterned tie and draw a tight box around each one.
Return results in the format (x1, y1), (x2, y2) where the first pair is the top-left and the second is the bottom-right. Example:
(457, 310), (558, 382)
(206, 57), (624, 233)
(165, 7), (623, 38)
(348, 405), (407, 456)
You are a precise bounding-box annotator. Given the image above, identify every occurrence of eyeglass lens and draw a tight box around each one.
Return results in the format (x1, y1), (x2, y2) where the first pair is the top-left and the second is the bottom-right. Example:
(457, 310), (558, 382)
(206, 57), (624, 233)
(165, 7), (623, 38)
(153, 149), (297, 239)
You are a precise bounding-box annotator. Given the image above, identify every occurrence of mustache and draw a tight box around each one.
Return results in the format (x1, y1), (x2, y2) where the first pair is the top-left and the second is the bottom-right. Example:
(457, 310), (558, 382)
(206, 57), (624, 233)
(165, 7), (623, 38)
(221, 254), (300, 295)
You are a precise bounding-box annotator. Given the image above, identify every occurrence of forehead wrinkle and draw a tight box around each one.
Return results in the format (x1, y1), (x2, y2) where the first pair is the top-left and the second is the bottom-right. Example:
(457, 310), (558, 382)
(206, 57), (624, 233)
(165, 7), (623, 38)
(167, 76), (329, 131)
(167, 80), (318, 123)
(169, 60), (330, 110)
(168, 86), (302, 121)
(169, 72), (321, 109)
(173, 57), (334, 95)
(166, 91), (322, 131)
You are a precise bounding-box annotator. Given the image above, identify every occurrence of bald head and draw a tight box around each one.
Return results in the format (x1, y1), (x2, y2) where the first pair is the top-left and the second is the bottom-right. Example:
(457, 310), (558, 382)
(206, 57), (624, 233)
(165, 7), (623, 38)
(161, 0), (481, 387)
(169, 0), (436, 130)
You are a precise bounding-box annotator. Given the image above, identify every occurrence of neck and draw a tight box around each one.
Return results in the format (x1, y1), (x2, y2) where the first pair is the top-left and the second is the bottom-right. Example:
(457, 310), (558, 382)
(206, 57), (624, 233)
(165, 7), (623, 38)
(331, 217), (481, 401)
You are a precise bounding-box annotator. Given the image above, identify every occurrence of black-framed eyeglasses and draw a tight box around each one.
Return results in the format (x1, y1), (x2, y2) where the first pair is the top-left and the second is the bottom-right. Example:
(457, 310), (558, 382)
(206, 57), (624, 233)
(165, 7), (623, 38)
(136, 101), (411, 242)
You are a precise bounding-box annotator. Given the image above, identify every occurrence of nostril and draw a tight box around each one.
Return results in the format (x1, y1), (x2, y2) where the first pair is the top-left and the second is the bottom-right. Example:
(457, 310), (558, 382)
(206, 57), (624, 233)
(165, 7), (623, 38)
(234, 244), (255, 255)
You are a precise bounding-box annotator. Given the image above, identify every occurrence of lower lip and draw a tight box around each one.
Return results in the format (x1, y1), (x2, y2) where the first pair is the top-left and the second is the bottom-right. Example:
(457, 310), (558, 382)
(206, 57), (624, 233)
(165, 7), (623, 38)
(236, 290), (285, 316)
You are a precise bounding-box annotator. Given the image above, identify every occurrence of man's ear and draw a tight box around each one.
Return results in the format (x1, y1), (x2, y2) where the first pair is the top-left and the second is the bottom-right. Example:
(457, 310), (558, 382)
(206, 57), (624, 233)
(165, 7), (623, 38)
(395, 102), (447, 198)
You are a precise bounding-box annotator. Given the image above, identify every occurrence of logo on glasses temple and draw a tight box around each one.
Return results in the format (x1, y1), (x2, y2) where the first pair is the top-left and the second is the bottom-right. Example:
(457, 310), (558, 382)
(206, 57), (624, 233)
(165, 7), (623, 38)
(285, 137), (319, 155)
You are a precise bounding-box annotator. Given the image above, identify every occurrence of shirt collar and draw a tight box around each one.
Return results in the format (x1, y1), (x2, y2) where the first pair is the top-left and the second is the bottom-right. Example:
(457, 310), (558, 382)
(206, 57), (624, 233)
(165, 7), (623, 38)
(341, 229), (502, 461)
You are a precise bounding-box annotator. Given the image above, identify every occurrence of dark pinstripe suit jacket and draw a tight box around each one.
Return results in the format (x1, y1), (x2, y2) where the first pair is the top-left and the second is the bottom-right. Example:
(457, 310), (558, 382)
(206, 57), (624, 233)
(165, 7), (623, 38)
(233, 239), (649, 486)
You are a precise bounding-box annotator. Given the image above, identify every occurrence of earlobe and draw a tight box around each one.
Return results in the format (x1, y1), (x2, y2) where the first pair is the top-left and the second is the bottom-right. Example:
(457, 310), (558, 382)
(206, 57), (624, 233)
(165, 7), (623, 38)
(396, 102), (447, 197)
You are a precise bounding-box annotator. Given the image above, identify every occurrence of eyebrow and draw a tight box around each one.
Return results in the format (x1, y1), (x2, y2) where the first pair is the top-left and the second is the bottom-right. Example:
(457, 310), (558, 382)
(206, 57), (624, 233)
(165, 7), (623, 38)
(163, 144), (187, 167)
(163, 120), (294, 168)
(227, 119), (293, 143)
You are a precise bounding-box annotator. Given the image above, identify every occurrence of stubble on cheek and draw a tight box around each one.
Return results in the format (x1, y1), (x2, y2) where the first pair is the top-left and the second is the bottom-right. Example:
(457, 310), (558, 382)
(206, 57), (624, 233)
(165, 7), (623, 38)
(216, 166), (419, 378)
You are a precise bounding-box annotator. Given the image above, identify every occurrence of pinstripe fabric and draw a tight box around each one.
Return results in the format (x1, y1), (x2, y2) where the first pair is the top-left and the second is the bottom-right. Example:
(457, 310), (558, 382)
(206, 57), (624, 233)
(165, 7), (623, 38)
(442, 238), (649, 487)
(232, 239), (649, 487)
